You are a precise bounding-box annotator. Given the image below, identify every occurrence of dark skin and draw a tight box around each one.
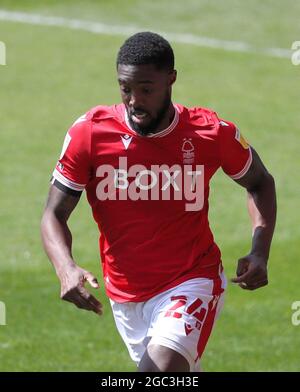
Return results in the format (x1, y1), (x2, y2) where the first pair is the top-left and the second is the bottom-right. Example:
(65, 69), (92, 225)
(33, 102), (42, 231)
(232, 148), (276, 291)
(118, 64), (177, 135)
(41, 186), (103, 315)
(41, 64), (276, 372)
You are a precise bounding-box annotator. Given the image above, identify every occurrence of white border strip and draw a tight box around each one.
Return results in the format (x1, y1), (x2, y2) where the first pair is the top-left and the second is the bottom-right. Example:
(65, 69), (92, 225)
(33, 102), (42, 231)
(230, 148), (253, 180)
(0, 9), (291, 59)
(52, 168), (86, 191)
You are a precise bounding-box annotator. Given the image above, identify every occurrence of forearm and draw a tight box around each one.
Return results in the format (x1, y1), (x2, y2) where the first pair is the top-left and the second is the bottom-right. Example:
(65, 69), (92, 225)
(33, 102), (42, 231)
(247, 173), (276, 260)
(41, 211), (76, 276)
(41, 207), (102, 315)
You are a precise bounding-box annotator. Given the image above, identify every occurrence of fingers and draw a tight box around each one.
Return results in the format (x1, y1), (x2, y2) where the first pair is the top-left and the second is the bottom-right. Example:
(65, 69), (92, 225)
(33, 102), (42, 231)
(231, 270), (253, 284)
(62, 288), (103, 315)
(78, 286), (103, 315)
(84, 272), (100, 289)
(235, 258), (249, 278)
(231, 259), (250, 283)
(62, 289), (92, 310)
(231, 257), (267, 288)
(232, 272), (268, 290)
(238, 279), (268, 291)
(59, 268), (102, 315)
(81, 272), (102, 314)
(233, 274), (268, 289)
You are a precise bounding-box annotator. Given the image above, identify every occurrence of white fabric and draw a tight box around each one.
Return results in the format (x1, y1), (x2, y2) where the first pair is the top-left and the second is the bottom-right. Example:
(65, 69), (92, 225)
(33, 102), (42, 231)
(110, 273), (226, 371)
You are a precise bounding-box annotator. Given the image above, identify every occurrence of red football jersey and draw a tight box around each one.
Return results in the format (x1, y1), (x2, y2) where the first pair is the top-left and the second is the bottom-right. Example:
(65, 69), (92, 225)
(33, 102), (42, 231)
(51, 104), (252, 302)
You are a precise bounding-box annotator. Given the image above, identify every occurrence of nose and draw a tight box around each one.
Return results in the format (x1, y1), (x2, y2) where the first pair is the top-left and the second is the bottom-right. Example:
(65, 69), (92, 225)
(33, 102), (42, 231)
(129, 92), (143, 109)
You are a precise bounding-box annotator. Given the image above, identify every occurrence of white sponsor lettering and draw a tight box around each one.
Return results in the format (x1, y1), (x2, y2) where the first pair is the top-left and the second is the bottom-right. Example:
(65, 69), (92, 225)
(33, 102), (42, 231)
(291, 41), (300, 66)
(291, 301), (300, 326)
(96, 164), (116, 200)
(0, 301), (6, 325)
(161, 169), (180, 191)
(95, 158), (204, 211)
(0, 41), (6, 65)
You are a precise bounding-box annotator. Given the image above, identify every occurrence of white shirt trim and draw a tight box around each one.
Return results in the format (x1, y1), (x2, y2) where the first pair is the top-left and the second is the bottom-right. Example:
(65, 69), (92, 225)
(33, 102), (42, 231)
(52, 168), (86, 191)
(124, 105), (179, 138)
(229, 148), (253, 180)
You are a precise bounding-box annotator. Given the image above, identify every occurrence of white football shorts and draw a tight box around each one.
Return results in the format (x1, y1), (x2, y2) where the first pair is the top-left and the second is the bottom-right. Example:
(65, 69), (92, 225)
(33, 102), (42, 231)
(109, 271), (226, 371)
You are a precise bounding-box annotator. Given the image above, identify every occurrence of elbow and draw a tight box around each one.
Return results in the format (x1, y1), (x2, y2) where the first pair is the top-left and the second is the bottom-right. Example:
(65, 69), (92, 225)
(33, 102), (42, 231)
(266, 172), (276, 196)
(266, 171), (275, 186)
(248, 171), (276, 194)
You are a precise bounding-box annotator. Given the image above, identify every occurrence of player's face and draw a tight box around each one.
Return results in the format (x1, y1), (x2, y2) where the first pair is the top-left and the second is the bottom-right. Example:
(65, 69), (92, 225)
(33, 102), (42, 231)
(117, 64), (176, 136)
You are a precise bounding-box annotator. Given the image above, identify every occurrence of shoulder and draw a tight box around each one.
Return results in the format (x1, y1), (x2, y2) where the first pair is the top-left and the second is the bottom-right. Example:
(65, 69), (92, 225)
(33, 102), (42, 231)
(177, 104), (222, 130)
(178, 105), (245, 151)
(177, 104), (233, 140)
(71, 104), (120, 126)
(68, 104), (121, 136)
(86, 104), (122, 123)
(187, 106), (218, 122)
(217, 118), (249, 150)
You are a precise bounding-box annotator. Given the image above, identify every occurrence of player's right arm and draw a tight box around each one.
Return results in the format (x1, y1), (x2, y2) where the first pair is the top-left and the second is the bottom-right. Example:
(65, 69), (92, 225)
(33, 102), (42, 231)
(41, 184), (103, 315)
(41, 112), (102, 315)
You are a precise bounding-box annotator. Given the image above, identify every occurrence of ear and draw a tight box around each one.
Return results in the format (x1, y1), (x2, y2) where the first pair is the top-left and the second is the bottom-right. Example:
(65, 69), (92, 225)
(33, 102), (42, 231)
(169, 70), (177, 86)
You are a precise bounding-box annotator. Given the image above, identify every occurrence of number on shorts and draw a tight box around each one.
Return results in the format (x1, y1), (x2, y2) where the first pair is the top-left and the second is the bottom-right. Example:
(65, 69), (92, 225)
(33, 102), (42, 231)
(165, 296), (208, 335)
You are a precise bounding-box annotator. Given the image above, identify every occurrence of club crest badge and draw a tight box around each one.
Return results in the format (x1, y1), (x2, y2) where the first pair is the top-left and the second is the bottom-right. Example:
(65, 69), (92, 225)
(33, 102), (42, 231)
(182, 138), (195, 164)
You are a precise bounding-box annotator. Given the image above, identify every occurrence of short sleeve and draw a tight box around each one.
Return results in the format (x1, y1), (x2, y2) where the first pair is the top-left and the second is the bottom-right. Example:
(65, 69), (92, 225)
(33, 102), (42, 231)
(51, 114), (91, 194)
(218, 119), (252, 180)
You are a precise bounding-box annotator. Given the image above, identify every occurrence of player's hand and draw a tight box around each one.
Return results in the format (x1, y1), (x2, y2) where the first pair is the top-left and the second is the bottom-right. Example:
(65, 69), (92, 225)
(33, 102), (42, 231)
(231, 254), (268, 290)
(58, 265), (103, 315)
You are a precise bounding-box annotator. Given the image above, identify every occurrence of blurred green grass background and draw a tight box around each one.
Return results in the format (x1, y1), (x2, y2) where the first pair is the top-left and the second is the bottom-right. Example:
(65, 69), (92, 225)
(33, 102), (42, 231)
(0, 0), (299, 371)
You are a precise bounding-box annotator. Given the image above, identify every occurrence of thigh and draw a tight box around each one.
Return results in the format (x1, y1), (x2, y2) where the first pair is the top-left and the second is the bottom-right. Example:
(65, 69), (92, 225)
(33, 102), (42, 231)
(109, 299), (149, 366)
(146, 274), (226, 370)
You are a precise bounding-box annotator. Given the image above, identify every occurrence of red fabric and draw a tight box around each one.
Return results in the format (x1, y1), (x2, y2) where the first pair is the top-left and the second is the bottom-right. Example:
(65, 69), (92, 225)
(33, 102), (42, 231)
(53, 103), (251, 302)
(196, 275), (223, 360)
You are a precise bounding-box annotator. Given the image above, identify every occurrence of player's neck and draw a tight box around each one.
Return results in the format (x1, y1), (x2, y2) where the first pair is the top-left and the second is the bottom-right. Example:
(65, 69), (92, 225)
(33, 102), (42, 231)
(153, 103), (175, 134)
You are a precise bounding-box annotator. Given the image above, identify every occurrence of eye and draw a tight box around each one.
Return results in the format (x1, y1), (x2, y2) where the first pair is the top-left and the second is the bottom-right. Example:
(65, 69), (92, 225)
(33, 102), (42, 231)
(142, 87), (152, 94)
(120, 86), (131, 94)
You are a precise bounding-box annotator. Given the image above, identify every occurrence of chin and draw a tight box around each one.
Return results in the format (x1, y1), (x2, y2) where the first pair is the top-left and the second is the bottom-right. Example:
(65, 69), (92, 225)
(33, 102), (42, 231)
(129, 119), (154, 136)
(132, 125), (153, 136)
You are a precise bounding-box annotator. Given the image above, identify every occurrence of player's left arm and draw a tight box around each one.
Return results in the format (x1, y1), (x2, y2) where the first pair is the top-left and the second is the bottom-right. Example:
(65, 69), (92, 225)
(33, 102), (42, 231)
(231, 147), (277, 290)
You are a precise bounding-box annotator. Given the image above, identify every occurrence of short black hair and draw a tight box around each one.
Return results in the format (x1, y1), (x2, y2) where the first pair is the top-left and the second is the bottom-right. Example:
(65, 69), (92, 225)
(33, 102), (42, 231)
(117, 32), (174, 71)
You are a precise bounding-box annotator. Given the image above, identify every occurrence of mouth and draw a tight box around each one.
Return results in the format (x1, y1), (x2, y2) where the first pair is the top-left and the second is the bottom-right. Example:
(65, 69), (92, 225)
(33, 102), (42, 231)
(131, 110), (149, 123)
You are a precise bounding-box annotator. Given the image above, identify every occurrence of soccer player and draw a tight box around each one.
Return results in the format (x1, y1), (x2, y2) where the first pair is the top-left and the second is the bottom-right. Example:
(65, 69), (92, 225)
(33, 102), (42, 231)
(41, 32), (276, 372)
